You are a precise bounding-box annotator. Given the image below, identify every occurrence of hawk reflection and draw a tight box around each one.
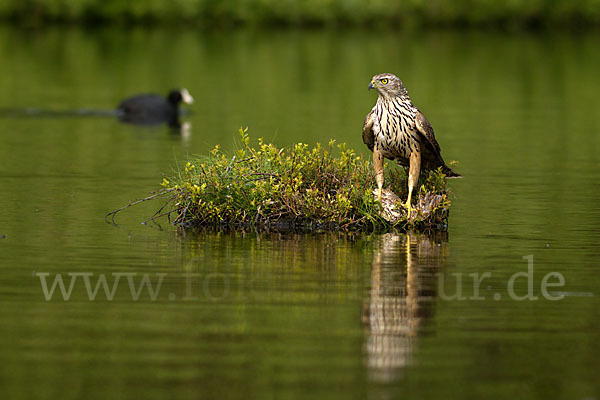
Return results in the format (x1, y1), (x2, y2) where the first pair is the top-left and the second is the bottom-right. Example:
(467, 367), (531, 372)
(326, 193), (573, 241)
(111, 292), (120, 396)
(362, 233), (448, 381)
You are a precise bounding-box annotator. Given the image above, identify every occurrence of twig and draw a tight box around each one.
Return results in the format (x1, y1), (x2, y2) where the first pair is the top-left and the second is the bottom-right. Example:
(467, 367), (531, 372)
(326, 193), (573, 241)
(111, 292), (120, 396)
(224, 155), (236, 174)
(246, 172), (278, 177)
(105, 189), (175, 225)
(244, 174), (280, 183)
(142, 207), (181, 226)
(341, 216), (366, 230)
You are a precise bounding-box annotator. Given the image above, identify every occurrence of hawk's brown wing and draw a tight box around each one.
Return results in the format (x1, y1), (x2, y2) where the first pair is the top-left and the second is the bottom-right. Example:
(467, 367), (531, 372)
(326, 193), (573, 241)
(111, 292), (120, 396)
(362, 109), (375, 152)
(415, 109), (461, 177)
(415, 109), (443, 162)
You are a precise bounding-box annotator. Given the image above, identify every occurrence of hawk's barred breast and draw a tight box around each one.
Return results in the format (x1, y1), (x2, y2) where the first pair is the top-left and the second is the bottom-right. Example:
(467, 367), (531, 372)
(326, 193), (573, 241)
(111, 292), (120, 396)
(371, 96), (419, 165)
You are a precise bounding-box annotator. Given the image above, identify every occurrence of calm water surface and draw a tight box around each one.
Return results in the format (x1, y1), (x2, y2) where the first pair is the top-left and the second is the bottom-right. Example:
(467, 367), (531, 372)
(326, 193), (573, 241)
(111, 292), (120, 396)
(0, 26), (599, 399)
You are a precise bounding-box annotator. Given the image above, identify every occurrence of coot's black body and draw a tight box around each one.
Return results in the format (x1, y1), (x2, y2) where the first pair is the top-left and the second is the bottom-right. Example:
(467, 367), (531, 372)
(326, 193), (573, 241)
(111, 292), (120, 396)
(117, 88), (194, 126)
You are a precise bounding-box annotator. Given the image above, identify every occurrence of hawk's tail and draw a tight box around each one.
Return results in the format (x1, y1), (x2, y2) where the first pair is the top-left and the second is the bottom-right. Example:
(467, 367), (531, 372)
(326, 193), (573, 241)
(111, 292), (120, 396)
(443, 165), (462, 178)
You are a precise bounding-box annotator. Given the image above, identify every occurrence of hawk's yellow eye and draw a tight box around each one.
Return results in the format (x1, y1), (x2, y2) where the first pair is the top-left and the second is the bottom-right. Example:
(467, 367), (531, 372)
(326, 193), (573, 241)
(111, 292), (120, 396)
(380, 78), (388, 84)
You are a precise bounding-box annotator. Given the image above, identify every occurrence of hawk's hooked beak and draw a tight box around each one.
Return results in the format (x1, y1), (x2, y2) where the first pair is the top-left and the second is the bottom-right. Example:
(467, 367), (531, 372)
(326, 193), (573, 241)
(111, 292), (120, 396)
(368, 81), (375, 90)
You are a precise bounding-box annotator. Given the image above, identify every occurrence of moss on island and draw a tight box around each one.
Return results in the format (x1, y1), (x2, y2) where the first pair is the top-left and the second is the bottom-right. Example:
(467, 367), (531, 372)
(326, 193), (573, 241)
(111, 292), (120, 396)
(144, 128), (454, 232)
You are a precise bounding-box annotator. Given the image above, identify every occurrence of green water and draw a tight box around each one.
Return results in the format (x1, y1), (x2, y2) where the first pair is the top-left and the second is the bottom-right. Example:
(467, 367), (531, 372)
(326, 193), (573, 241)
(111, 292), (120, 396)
(1, 26), (599, 399)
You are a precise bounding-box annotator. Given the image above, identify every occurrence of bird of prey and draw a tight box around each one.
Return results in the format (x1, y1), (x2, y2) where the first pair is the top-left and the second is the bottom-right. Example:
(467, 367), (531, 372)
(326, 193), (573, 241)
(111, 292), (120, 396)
(363, 73), (460, 216)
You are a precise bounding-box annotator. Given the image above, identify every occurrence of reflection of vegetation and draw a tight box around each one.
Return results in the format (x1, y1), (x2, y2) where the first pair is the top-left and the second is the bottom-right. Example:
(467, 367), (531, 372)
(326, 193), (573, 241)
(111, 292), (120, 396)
(3, 0), (600, 27)
(362, 233), (447, 381)
(154, 128), (453, 231)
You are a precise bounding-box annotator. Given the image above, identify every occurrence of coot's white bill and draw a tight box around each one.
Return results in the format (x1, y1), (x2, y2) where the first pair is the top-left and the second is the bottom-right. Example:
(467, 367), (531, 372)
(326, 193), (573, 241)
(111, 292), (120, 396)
(181, 88), (194, 104)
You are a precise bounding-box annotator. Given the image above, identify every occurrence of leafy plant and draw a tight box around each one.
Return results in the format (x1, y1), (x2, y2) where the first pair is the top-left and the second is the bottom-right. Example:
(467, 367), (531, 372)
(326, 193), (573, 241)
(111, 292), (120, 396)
(145, 128), (454, 232)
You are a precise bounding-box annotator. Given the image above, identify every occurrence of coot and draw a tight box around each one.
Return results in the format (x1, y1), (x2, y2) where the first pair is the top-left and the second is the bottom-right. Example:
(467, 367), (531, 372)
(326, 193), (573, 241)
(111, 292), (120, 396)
(117, 88), (194, 126)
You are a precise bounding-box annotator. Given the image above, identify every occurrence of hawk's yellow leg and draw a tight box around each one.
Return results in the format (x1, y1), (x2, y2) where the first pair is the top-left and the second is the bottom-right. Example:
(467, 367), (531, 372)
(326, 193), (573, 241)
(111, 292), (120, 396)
(406, 150), (421, 217)
(373, 149), (384, 201)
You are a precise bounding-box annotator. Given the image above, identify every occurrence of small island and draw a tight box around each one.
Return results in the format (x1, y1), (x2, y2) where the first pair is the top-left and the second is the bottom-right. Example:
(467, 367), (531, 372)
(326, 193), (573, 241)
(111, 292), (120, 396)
(110, 128), (456, 232)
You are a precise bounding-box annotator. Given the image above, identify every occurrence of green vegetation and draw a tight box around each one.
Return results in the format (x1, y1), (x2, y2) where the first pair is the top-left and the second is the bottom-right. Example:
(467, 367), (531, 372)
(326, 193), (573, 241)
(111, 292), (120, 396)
(2, 0), (600, 27)
(137, 128), (453, 232)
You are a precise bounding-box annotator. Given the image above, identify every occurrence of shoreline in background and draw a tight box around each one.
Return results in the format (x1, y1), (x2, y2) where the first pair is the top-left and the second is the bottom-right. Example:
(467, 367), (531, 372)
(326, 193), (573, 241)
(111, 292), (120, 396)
(1, 0), (600, 30)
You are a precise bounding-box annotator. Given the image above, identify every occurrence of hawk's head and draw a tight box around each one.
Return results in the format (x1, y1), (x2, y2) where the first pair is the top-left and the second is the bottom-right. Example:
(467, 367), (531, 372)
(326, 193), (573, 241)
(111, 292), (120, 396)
(368, 73), (408, 98)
